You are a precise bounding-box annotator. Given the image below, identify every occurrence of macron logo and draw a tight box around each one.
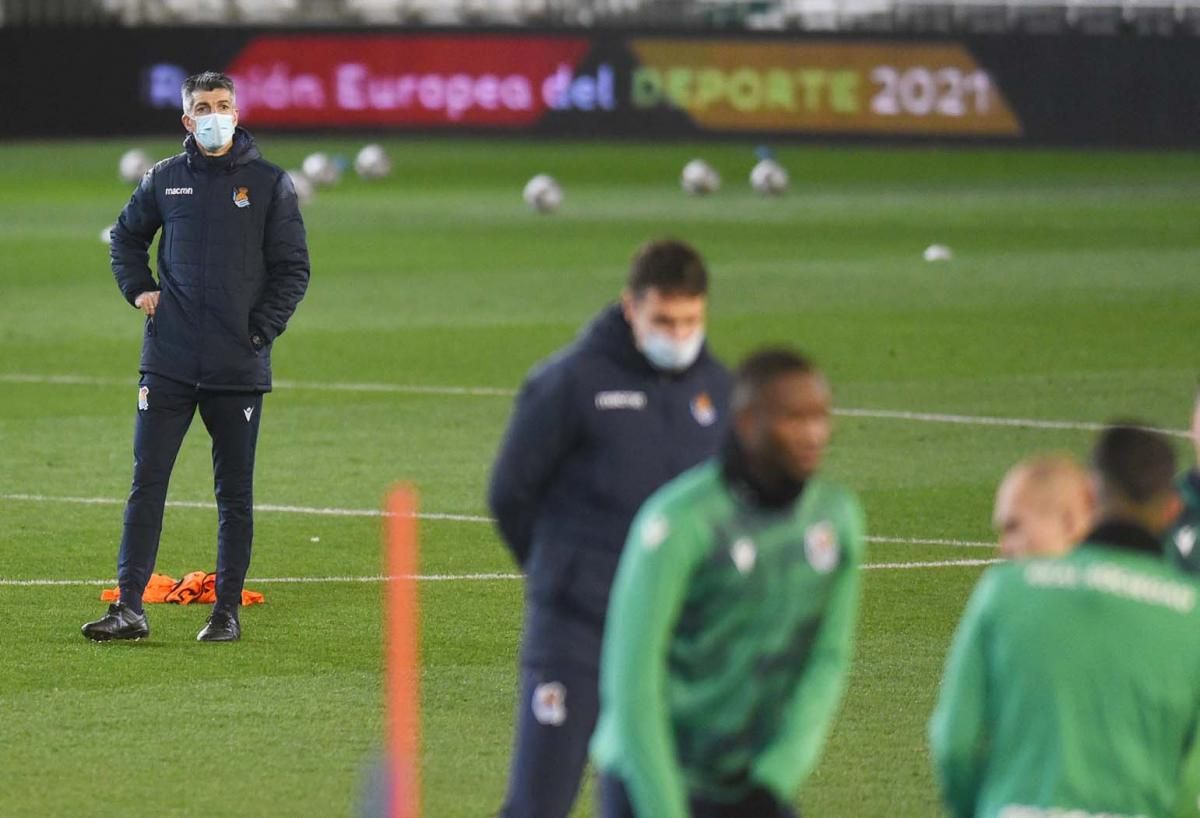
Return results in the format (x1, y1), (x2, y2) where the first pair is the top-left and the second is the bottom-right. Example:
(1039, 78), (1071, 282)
(165, 187), (193, 196)
(595, 391), (647, 411)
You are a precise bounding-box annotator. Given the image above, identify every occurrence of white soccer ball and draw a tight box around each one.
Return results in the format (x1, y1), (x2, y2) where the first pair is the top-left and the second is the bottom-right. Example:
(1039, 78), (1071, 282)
(99, 224), (115, 244)
(287, 170), (315, 206)
(118, 149), (153, 185)
(354, 143), (392, 181)
(681, 159), (720, 196)
(750, 159), (789, 196)
(523, 174), (563, 213)
(302, 152), (342, 186)
(923, 243), (954, 262)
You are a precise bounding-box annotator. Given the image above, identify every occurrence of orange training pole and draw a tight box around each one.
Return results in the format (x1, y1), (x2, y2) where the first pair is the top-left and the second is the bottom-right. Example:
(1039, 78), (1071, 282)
(385, 485), (421, 818)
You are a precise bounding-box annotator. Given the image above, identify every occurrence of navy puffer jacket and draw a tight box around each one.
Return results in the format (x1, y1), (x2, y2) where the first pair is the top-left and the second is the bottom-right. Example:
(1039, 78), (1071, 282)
(110, 128), (309, 392)
(488, 304), (731, 665)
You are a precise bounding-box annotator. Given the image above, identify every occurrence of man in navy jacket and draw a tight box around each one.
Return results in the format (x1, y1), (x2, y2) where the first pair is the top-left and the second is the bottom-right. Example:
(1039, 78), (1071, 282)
(82, 71), (309, 644)
(490, 239), (732, 818)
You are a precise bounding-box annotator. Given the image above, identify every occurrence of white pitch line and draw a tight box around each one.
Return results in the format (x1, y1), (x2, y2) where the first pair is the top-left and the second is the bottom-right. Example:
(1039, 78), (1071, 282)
(0, 492), (990, 548)
(0, 493), (491, 523)
(862, 558), (1003, 571)
(0, 559), (1000, 587)
(0, 372), (1188, 439)
(866, 535), (992, 549)
(836, 407), (1189, 440)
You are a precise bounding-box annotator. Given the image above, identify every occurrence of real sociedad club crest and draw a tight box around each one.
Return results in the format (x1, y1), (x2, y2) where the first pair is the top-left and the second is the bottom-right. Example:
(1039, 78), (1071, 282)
(804, 521), (840, 574)
(232, 186), (251, 208)
(690, 392), (717, 427)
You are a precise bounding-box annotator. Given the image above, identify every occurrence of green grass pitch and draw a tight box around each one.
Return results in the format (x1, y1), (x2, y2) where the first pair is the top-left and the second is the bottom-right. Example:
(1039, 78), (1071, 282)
(0, 136), (1197, 817)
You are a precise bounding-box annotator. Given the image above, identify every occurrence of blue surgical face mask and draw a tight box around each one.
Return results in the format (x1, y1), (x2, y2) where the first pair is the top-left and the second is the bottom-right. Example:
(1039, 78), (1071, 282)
(640, 328), (705, 372)
(193, 113), (235, 152)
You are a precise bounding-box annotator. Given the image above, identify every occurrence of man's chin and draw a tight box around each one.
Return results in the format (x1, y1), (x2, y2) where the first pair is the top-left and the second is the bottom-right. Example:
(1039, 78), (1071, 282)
(784, 457), (821, 483)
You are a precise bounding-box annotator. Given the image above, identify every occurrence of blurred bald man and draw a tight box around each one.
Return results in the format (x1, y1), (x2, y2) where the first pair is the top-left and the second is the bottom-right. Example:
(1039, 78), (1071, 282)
(992, 455), (1094, 559)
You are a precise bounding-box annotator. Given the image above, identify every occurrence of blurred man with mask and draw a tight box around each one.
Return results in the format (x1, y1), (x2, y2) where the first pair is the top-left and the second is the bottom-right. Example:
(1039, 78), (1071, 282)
(489, 238), (732, 818)
(82, 71), (309, 644)
(591, 347), (865, 818)
(993, 455), (1094, 560)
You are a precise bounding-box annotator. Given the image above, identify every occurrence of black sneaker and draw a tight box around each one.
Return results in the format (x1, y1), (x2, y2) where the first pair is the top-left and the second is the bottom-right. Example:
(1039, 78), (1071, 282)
(81, 602), (149, 642)
(197, 608), (241, 642)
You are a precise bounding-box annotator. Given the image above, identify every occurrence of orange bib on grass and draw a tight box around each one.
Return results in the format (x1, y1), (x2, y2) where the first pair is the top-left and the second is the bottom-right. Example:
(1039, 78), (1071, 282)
(100, 572), (264, 606)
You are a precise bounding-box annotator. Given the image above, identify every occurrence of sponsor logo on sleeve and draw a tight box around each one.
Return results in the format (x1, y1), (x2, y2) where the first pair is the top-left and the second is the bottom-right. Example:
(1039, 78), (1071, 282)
(642, 514), (669, 551)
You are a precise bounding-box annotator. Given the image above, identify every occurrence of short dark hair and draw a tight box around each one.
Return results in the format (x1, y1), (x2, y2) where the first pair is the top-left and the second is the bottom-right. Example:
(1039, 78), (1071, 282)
(732, 347), (820, 410)
(1091, 422), (1176, 504)
(627, 239), (708, 299)
(181, 71), (236, 114)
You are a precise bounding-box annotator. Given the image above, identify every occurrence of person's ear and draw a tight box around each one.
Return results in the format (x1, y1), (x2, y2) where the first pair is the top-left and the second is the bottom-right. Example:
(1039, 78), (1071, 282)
(620, 289), (636, 324)
(1161, 492), (1185, 529)
(732, 405), (757, 448)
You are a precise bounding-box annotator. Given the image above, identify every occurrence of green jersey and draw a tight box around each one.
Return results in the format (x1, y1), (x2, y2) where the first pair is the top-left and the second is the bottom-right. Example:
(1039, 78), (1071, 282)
(1167, 470), (1200, 574)
(590, 460), (866, 818)
(930, 524), (1200, 818)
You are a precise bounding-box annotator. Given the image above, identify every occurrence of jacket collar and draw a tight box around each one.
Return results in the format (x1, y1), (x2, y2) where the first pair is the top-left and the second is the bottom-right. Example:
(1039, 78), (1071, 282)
(184, 128), (259, 173)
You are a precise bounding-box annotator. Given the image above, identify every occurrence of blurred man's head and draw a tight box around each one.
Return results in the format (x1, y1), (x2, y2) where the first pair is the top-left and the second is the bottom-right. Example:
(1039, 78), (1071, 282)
(621, 239), (708, 373)
(993, 455), (1094, 559)
(1091, 423), (1181, 536)
(732, 348), (832, 485)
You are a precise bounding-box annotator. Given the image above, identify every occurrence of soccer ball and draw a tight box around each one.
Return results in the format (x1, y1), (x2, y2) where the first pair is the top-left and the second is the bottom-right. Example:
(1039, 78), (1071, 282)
(923, 244), (954, 262)
(302, 152), (342, 186)
(354, 144), (392, 181)
(750, 159), (789, 196)
(523, 174), (563, 213)
(681, 159), (720, 196)
(287, 170), (315, 206)
(118, 149), (152, 185)
(99, 224), (115, 244)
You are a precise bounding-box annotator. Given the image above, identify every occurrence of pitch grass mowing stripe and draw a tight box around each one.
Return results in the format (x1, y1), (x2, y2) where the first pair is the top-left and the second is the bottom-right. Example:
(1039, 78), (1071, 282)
(0, 491), (993, 548)
(0, 559), (1004, 588)
(0, 372), (1189, 439)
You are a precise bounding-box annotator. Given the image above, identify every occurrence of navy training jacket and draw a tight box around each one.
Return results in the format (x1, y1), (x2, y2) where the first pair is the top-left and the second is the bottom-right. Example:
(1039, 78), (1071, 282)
(110, 129), (309, 392)
(488, 304), (732, 665)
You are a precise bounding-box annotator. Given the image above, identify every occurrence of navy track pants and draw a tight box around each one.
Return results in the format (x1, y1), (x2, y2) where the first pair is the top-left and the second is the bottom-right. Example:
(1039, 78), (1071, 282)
(117, 372), (263, 611)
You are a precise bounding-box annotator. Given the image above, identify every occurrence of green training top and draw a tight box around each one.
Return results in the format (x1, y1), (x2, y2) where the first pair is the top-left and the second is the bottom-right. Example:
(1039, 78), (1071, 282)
(590, 460), (866, 818)
(1167, 470), (1200, 575)
(930, 525), (1200, 818)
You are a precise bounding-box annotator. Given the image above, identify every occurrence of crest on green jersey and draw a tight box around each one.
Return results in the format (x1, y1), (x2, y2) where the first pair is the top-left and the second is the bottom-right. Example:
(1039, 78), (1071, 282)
(730, 537), (757, 575)
(805, 521), (840, 574)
